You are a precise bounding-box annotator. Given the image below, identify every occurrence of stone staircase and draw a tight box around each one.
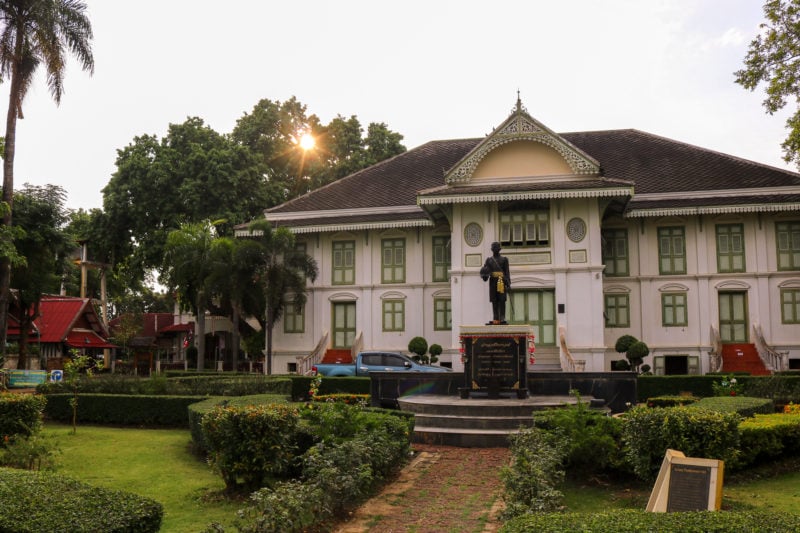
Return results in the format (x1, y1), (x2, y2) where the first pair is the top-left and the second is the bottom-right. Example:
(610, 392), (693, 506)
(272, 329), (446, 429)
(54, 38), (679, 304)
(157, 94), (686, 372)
(721, 343), (771, 375)
(398, 394), (600, 447)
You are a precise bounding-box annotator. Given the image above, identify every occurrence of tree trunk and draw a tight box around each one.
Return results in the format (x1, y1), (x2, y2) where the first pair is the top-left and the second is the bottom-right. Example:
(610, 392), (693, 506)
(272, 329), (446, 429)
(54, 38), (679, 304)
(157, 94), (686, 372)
(195, 293), (206, 371)
(231, 304), (240, 372)
(0, 45), (22, 357)
(265, 306), (273, 375)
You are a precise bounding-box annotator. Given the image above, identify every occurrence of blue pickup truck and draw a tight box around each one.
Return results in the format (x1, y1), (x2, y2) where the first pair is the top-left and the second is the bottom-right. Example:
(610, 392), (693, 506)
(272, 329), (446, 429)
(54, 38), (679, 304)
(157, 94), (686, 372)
(312, 351), (452, 377)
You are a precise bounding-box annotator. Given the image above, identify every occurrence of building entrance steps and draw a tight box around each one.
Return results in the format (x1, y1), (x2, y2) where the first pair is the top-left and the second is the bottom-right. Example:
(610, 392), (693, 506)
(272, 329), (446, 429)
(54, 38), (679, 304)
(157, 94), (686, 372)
(398, 394), (601, 448)
(721, 343), (771, 375)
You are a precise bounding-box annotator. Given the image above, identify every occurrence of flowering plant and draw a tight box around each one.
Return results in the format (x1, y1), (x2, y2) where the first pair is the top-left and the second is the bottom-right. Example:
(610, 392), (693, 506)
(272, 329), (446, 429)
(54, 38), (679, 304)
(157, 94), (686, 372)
(308, 375), (322, 400)
(784, 402), (800, 414)
(712, 375), (743, 397)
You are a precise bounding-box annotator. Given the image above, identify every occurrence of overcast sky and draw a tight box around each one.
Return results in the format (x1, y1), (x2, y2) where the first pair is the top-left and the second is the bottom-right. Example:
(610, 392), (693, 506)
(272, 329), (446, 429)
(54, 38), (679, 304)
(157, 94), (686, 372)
(0, 0), (793, 210)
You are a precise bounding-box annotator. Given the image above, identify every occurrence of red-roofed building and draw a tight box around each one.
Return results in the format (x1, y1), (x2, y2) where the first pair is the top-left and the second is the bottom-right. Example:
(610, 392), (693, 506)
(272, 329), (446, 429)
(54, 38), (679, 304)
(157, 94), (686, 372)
(15, 295), (116, 363)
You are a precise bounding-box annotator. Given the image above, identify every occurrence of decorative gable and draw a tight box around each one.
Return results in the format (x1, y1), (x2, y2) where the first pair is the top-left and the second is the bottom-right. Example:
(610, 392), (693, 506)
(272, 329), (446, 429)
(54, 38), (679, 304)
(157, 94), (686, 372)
(444, 98), (601, 184)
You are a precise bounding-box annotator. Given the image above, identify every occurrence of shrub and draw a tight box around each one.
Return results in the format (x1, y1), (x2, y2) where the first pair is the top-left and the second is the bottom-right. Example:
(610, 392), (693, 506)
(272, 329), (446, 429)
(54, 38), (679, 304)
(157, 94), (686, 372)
(310, 393), (369, 406)
(611, 359), (631, 371)
(201, 404), (301, 493)
(741, 375), (800, 405)
(43, 394), (207, 428)
(621, 406), (741, 480)
(0, 393), (46, 441)
(290, 376), (369, 402)
(736, 413), (800, 468)
(408, 336), (429, 364)
(637, 375), (721, 400)
(533, 398), (625, 474)
(688, 396), (774, 418)
(645, 395), (699, 408)
(0, 468), (163, 532)
(37, 373), (292, 397)
(429, 343), (442, 365)
(232, 406), (412, 532)
(500, 427), (567, 519)
(500, 509), (800, 533)
(0, 432), (60, 471)
(711, 374), (744, 397)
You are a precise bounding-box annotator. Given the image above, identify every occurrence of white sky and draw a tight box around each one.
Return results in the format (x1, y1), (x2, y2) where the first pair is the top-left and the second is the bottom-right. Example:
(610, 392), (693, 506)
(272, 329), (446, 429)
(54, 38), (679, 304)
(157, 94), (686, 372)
(0, 0), (794, 210)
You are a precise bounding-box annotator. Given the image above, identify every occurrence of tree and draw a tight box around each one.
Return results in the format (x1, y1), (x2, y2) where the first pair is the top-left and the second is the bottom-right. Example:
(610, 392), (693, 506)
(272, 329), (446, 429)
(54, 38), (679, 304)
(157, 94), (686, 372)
(614, 334), (649, 373)
(102, 117), (273, 285)
(240, 220), (317, 375)
(408, 336), (429, 364)
(163, 220), (218, 370)
(736, 0), (800, 167)
(11, 184), (72, 369)
(0, 0), (94, 356)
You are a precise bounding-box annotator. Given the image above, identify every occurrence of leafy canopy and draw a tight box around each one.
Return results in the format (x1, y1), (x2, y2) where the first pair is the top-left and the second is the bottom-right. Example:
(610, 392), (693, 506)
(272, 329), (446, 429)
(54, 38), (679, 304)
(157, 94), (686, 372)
(736, 0), (800, 166)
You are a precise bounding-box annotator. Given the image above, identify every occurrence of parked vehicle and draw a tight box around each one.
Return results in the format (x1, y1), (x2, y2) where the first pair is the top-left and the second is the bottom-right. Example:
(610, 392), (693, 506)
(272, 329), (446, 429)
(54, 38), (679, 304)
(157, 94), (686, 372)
(312, 351), (452, 377)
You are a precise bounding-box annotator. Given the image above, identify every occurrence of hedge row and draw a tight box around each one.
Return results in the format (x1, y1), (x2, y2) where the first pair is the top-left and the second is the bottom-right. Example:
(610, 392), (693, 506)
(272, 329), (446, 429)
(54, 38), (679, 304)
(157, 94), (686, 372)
(738, 413), (800, 467)
(501, 509), (800, 533)
(43, 394), (208, 428)
(638, 375), (800, 403)
(289, 376), (370, 402)
(0, 468), (162, 533)
(37, 374), (291, 397)
(0, 393), (46, 440)
(688, 396), (774, 417)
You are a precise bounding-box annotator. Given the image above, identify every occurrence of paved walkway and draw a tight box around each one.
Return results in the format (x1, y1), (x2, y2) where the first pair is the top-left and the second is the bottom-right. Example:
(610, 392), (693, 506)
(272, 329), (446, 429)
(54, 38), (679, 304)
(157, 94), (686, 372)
(334, 444), (510, 533)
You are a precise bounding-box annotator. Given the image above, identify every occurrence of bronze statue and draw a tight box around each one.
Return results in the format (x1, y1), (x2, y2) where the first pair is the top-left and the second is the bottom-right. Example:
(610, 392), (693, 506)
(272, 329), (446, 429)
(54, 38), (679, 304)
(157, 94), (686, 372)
(480, 241), (511, 324)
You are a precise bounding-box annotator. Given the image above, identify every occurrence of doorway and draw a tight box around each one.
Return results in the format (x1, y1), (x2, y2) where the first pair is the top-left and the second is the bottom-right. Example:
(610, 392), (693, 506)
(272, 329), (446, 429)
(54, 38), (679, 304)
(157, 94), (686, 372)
(719, 291), (748, 343)
(332, 302), (356, 348)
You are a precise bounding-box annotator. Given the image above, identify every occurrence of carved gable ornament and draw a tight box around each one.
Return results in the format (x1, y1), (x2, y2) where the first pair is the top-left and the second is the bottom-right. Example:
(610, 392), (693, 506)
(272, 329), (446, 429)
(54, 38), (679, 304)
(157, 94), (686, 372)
(444, 99), (601, 184)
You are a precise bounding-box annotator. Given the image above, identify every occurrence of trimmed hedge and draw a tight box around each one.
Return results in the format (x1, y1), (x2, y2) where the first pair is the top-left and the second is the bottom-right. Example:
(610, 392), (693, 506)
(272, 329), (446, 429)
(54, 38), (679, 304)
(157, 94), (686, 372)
(638, 375), (800, 403)
(43, 394), (208, 428)
(37, 374), (291, 397)
(501, 509), (800, 532)
(644, 395), (698, 408)
(0, 393), (46, 440)
(0, 468), (162, 532)
(737, 413), (800, 467)
(688, 396), (774, 417)
(621, 406), (741, 480)
(290, 376), (370, 402)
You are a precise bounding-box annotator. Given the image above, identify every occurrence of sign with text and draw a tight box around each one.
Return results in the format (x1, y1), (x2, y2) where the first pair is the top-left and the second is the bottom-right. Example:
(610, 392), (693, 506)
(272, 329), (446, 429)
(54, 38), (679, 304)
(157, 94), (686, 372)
(460, 325), (533, 399)
(647, 449), (724, 512)
(7, 370), (48, 388)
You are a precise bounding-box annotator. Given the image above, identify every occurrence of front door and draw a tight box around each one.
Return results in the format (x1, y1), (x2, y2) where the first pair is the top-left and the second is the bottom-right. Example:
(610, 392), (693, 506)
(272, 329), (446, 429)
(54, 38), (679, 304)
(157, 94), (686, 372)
(719, 291), (748, 343)
(332, 302), (356, 349)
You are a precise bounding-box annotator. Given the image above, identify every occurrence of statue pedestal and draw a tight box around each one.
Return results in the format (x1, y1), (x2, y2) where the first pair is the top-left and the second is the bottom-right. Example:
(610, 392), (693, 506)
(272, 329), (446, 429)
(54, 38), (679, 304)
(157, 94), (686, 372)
(459, 325), (535, 399)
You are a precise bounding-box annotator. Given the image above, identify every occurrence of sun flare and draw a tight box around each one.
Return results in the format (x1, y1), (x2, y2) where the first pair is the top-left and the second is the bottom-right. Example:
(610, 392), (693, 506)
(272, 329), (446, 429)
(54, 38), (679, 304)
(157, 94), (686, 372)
(299, 132), (316, 150)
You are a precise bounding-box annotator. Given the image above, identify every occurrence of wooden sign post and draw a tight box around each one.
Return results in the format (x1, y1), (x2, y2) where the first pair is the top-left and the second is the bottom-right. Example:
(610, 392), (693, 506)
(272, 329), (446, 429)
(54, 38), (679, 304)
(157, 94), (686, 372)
(646, 449), (724, 512)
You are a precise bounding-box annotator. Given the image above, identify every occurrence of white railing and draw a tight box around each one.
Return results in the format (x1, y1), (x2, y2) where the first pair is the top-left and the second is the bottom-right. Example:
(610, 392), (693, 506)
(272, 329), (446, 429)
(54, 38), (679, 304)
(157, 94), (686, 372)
(753, 323), (789, 373)
(297, 330), (329, 375)
(351, 331), (363, 361)
(709, 325), (723, 373)
(558, 326), (585, 372)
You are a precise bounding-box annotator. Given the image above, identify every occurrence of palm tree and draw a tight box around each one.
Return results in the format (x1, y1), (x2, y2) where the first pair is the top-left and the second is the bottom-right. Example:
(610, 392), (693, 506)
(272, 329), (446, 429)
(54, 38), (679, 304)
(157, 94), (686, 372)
(241, 220), (317, 375)
(0, 0), (94, 355)
(163, 221), (217, 371)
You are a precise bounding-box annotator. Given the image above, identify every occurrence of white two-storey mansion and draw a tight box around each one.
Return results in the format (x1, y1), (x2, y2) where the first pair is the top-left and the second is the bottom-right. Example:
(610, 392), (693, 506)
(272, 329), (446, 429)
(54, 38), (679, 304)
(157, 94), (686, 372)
(257, 99), (800, 376)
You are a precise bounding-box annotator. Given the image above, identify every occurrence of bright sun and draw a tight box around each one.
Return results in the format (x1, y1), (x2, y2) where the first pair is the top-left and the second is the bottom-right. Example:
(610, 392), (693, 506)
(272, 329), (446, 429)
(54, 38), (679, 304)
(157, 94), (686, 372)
(299, 132), (316, 150)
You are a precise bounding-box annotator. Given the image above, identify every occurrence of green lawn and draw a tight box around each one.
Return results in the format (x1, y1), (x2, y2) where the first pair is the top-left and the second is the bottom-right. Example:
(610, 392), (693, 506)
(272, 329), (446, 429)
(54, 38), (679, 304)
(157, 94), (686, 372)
(43, 422), (241, 533)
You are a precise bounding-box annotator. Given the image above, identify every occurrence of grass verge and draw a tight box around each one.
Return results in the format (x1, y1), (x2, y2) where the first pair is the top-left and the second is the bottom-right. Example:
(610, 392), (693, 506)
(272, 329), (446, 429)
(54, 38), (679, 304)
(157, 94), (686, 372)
(43, 422), (240, 532)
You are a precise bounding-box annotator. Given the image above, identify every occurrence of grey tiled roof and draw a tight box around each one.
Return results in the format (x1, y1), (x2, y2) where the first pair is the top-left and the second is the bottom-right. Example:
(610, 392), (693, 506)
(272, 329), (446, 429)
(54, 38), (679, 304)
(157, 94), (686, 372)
(265, 129), (800, 223)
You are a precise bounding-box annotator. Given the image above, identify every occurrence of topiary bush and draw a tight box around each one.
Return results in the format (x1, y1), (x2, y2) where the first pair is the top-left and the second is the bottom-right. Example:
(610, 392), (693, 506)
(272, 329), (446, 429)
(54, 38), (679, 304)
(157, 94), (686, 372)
(645, 395), (699, 408)
(408, 336), (429, 363)
(0, 468), (163, 532)
(688, 396), (774, 418)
